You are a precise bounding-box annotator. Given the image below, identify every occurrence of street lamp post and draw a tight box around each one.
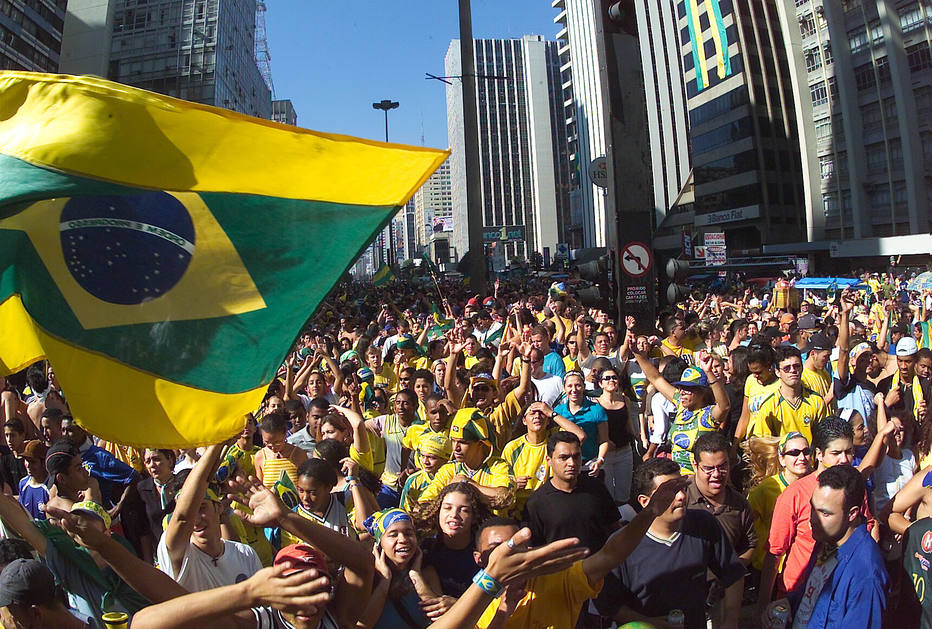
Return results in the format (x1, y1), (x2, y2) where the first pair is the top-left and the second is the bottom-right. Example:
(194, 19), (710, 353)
(373, 99), (400, 269)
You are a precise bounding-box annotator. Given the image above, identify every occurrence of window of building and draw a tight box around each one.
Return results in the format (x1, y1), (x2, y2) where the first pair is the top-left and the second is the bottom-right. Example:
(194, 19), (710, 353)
(875, 56), (890, 84)
(822, 43), (833, 64)
(865, 143), (886, 172)
(810, 80), (828, 106)
(908, 42), (932, 73)
(814, 117), (832, 140)
(870, 22), (884, 44)
(900, 5), (925, 32)
(805, 47), (822, 72)
(848, 28), (868, 53)
(799, 13), (816, 38)
(854, 62), (875, 90)
(820, 156), (834, 179)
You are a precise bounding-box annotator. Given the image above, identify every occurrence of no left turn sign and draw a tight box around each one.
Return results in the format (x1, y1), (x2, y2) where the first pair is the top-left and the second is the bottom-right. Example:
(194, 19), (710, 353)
(621, 242), (652, 278)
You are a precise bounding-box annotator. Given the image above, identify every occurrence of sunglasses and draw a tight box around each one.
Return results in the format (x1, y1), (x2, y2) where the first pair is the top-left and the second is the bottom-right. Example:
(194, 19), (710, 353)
(473, 385), (491, 392)
(780, 363), (803, 373)
(601, 375), (618, 381)
(782, 447), (811, 457)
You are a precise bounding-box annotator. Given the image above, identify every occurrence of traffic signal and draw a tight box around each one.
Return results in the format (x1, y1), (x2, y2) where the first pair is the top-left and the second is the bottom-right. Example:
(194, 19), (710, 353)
(665, 259), (690, 304)
(608, 1), (638, 36)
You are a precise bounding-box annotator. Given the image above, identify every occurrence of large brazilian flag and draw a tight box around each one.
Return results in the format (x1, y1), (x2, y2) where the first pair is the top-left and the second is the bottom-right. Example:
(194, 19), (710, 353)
(0, 72), (447, 448)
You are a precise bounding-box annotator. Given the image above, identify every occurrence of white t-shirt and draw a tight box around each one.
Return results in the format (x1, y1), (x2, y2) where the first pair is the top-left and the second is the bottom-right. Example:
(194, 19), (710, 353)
(648, 394), (675, 445)
(157, 534), (263, 592)
(872, 448), (916, 512)
(532, 373), (564, 407)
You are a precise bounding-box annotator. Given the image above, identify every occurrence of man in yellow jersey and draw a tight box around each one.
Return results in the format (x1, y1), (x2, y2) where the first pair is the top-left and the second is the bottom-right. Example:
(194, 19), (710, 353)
(660, 318), (694, 363)
(801, 331), (834, 410)
(750, 346), (828, 442)
(502, 402), (586, 514)
(417, 409), (515, 513)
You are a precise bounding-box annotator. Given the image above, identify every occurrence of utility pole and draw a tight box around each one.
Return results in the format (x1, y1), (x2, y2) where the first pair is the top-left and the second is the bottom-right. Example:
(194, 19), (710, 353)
(373, 99), (400, 269)
(457, 0), (487, 296)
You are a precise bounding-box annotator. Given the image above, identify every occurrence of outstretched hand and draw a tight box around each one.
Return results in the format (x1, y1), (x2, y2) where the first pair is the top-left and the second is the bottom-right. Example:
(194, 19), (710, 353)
(645, 476), (690, 518)
(46, 506), (110, 551)
(484, 527), (589, 585)
(227, 475), (288, 528)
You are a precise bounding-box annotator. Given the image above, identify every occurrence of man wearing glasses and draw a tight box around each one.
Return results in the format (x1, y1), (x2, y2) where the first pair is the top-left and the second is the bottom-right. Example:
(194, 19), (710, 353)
(750, 346), (828, 442)
(686, 432), (756, 627)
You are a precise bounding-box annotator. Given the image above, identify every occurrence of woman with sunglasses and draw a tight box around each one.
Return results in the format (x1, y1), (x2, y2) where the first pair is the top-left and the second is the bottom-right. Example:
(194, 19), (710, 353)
(746, 432), (812, 573)
(596, 367), (636, 503)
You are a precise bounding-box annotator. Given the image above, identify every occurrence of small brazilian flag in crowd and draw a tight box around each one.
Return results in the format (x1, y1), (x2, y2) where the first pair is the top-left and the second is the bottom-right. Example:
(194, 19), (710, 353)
(372, 264), (394, 286)
(0, 72), (447, 448)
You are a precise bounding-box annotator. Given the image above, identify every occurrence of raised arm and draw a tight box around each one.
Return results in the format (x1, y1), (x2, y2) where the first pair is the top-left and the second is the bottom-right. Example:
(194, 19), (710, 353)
(698, 351), (731, 424)
(628, 331), (677, 403)
(535, 402), (586, 444)
(165, 444), (226, 576)
(331, 404), (371, 456)
(445, 342), (466, 406)
(576, 315), (591, 362)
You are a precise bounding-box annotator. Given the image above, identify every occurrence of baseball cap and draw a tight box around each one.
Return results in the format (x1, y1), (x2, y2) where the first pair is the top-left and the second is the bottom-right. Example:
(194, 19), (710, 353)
(482, 297), (495, 307)
(467, 297), (479, 306)
(896, 337), (919, 357)
(807, 332), (834, 351)
(21, 440), (47, 462)
(45, 440), (79, 477)
(0, 559), (56, 608)
(780, 313), (796, 325)
(70, 500), (112, 530)
(671, 367), (709, 390)
(275, 543), (329, 576)
(797, 314), (820, 330)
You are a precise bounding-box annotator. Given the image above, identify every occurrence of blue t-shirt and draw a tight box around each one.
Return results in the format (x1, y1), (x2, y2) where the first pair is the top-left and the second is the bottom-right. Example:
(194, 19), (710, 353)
(543, 350), (566, 379)
(81, 445), (137, 507)
(792, 524), (887, 629)
(18, 476), (51, 520)
(554, 398), (608, 461)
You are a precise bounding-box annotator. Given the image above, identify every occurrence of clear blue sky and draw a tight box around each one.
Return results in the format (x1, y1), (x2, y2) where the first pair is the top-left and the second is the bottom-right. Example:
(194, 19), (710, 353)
(266, 0), (558, 149)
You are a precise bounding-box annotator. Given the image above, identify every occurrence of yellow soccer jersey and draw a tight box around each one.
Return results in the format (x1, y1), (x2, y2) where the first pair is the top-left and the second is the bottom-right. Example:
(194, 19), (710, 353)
(502, 432), (553, 513)
(801, 367), (831, 401)
(749, 388), (827, 442)
(417, 458), (515, 508)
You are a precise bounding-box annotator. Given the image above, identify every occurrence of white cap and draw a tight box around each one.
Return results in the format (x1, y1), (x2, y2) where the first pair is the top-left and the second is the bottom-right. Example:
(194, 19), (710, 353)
(896, 337), (919, 357)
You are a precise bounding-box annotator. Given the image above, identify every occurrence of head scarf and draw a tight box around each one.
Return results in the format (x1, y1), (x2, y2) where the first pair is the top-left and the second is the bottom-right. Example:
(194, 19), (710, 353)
(778, 431), (807, 454)
(419, 433), (452, 459)
(363, 508), (412, 543)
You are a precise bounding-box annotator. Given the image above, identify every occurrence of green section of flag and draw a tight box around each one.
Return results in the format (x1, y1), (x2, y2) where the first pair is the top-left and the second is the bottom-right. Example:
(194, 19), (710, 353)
(372, 264), (395, 286)
(0, 154), (395, 393)
(421, 251), (440, 276)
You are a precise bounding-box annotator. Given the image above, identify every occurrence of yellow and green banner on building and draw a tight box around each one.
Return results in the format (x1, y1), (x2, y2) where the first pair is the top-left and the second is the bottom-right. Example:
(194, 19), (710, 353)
(684, 0), (732, 91)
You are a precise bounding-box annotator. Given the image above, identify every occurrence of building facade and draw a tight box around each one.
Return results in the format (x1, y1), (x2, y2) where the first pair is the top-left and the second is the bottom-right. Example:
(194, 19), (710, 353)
(271, 98), (297, 125)
(1, 0), (68, 73)
(553, 0), (606, 248)
(60, 0), (271, 119)
(445, 35), (570, 263)
(767, 0), (931, 258)
(676, 0), (807, 252)
(413, 158), (453, 254)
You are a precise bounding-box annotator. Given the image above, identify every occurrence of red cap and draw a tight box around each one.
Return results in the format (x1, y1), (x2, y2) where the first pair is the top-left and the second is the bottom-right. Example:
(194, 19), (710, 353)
(467, 297), (479, 306)
(274, 544), (328, 576)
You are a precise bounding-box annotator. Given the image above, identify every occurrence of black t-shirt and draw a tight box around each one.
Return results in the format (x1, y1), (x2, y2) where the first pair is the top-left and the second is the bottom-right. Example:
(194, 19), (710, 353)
(0, 449), (26, 496)
(902, 516), (932, 629)
(594, 509), (744, 629)
(876, 372), (931, 418)
(523, 474), (619, 553)
(604, 406), (634, 448)
(421, 536), (479, 598)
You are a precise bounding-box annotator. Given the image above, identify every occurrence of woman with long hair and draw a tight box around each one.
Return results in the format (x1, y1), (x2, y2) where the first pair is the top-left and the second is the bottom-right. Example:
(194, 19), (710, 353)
(746, 432), (812, 572)
(415, 482), (489, 604)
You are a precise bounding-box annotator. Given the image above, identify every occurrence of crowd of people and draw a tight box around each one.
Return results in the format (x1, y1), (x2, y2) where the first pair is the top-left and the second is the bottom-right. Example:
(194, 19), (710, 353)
(0, 269), (930, 628)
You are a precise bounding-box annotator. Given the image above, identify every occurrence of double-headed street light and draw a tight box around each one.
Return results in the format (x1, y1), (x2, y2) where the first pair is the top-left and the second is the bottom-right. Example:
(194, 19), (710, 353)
(372, 99), (400, 268)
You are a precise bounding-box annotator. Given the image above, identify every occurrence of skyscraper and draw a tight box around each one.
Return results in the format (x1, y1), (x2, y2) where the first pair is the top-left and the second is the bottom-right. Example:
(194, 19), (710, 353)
(676, 0), (807, 252)
(413, 158), (453, 253)
(445, 35), (570, 264)
(766, 0), (931, 258)
(60, 0), (271, 119)
(1, 0), (68, 73)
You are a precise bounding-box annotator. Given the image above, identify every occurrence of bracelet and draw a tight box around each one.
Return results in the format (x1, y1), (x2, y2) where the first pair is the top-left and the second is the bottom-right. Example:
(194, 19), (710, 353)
(345, 475), (358, 482)
(596, 457), (605, 464)
(472, 569), (504, 597)
(550, 411), (557, 421)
